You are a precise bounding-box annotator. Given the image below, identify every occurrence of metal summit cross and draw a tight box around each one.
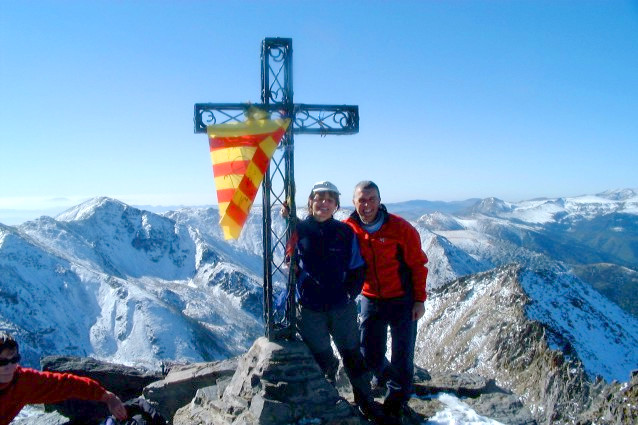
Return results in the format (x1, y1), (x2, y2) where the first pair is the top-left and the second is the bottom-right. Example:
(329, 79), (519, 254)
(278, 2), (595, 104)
(194, 37), (359, 340)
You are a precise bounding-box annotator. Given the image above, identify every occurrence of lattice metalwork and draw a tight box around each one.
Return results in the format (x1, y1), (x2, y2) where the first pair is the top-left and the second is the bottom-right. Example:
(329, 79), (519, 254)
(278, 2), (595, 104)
(194, 38), (359, 341)
(193, 103), (358, 135)
(261, 38), (295, 341)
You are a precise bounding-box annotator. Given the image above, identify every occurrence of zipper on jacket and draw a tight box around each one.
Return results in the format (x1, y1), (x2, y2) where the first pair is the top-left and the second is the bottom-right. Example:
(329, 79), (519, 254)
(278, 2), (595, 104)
(366, 234), (382, 297)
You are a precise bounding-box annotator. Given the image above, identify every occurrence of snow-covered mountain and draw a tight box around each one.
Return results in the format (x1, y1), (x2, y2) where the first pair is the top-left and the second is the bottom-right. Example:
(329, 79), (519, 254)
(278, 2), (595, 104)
(412, 188), (638, 318)
(415, 264), (638, 424)
(1, 189), (637, 393)
(0, 198), (264, 370)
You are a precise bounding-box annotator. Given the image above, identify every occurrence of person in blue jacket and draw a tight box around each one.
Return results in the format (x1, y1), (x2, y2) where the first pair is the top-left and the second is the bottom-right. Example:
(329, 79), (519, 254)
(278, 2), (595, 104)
(285, 181), (384, 422)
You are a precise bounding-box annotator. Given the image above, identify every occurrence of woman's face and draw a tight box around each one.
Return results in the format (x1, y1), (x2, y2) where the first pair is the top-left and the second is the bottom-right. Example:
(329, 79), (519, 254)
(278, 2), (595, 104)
(0, 348), (19, 384)
(309, 191), (338, 222)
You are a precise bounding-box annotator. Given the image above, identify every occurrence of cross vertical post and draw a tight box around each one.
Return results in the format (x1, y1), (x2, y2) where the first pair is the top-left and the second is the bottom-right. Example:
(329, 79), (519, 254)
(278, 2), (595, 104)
(194, 37), (359, 341)
(260, 38), (294, 340)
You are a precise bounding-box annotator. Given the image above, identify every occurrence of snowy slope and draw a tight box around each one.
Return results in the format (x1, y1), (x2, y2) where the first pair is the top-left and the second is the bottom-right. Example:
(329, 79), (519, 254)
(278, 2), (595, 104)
(1, 188), (637, 385)
(519, 268), (638, 382)
(413, 188), (638, 317)
(0, 198), (264, 370)
(415, 264), (638, 424)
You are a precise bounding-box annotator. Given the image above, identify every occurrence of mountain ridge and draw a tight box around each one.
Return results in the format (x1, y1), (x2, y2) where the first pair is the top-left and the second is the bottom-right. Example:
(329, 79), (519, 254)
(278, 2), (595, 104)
(2, 188), (638, 423)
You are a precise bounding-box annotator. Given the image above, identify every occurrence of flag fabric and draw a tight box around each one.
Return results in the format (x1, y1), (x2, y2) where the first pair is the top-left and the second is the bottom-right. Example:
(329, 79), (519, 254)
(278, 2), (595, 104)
(207, 109), (290, 239)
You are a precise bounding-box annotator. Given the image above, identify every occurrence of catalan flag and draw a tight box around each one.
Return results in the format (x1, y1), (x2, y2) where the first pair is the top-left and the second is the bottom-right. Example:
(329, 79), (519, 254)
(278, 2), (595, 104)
(207, 108), (290, 239)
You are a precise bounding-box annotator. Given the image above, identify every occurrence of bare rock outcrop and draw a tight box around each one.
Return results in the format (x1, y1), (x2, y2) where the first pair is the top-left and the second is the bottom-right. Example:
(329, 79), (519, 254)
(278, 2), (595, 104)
(172, 337), (358, 425)
(577, 370), (638, 425)
(143, 358), (238, 420)
(414, 264), (618, 424)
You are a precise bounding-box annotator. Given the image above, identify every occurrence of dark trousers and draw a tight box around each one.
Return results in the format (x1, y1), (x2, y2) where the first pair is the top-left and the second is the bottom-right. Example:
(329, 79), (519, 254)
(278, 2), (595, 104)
(297, 301), (374, 405)
(359, 295), (417, 404)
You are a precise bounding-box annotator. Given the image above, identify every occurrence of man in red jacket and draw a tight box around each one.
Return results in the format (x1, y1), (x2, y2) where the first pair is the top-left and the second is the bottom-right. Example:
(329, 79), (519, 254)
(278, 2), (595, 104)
(0, 331), (128, 425)
(344, 181), (428, 422)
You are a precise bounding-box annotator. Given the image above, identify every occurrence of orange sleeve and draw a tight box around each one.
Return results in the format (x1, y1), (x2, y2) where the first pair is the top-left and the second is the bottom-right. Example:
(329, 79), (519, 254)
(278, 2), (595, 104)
(402, 222), (428, 302)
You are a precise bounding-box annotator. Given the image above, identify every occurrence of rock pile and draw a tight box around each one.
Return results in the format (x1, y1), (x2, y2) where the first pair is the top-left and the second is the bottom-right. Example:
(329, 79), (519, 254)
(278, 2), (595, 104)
(171, 337), (358, 425)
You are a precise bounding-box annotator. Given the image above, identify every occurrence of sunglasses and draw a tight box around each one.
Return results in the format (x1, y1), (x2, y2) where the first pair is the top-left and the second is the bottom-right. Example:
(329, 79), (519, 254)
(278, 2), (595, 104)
(0, 354), (21, 366)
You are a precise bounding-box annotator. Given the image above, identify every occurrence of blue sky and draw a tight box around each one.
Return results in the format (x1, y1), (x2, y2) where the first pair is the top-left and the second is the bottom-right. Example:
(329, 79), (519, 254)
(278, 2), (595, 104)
(1, 0), (637, 224)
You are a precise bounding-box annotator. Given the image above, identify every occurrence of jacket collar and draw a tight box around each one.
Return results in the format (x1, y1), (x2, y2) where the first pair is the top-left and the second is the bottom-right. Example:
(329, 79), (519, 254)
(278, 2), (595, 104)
(349, 204), (389, 226)
(304, 215), (334, 225)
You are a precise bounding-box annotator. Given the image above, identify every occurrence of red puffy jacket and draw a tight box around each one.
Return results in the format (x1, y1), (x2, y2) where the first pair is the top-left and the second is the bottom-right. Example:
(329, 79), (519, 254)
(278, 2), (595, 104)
(0, 367), (107, 425)
(344, 206), (428, 302)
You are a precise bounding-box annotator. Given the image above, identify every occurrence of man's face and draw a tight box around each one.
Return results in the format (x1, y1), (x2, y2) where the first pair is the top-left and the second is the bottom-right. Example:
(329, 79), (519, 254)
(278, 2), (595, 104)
(0, 348), (19, 384)
(353, 187), (380, 224)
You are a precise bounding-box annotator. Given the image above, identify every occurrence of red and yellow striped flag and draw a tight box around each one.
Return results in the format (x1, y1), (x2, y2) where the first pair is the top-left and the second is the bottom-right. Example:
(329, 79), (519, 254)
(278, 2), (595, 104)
(207, 108), (290, 239)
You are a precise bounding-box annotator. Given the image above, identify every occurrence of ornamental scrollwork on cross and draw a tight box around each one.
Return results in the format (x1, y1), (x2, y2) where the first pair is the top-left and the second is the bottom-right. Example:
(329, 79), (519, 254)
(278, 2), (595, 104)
(293, 105), (359, 135)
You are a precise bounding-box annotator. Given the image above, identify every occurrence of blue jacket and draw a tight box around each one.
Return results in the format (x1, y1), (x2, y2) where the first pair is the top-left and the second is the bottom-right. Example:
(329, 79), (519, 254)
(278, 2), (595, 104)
(289, 216), (366, 311)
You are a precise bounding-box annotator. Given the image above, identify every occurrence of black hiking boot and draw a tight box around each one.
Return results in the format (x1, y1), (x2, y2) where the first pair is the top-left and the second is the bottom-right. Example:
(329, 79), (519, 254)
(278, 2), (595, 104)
(357, 399), (388, 424)
(383, 398), (409, 425)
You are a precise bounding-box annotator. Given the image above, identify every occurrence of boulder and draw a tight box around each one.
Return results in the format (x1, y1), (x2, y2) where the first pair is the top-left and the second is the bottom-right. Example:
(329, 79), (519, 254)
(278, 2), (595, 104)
(466, 392), (537, 425)
(414, 372), (495, 397)
(40, 355), (163, 423)
(143, 358), (238, 420)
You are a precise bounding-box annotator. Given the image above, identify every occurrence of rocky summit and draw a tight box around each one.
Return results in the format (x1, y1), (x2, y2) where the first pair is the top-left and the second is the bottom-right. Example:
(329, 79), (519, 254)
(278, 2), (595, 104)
(11, 332), (636, 425)
(14, 340), (536, 425)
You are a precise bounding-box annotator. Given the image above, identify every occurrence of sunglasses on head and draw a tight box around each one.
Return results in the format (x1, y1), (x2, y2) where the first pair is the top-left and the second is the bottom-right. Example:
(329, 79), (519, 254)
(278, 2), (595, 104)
(0, 354), (20, 366)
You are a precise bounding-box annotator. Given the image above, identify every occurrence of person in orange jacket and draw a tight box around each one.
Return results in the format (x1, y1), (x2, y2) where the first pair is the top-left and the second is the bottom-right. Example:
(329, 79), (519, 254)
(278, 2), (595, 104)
(344, 180), (429, 422)
(0, 331), (128, 425)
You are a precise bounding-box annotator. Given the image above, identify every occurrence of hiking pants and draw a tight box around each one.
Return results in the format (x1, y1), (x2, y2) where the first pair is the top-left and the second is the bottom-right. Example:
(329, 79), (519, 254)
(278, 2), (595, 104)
(359, 295), (417, 404)
(297, 300), (373, 404)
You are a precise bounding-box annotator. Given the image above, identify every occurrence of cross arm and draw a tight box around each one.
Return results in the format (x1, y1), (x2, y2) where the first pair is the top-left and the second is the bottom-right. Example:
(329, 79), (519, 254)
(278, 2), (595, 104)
(194, 103), (268, 133)
(194, 103), (359, 135)
(292, 104), (358, 135)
